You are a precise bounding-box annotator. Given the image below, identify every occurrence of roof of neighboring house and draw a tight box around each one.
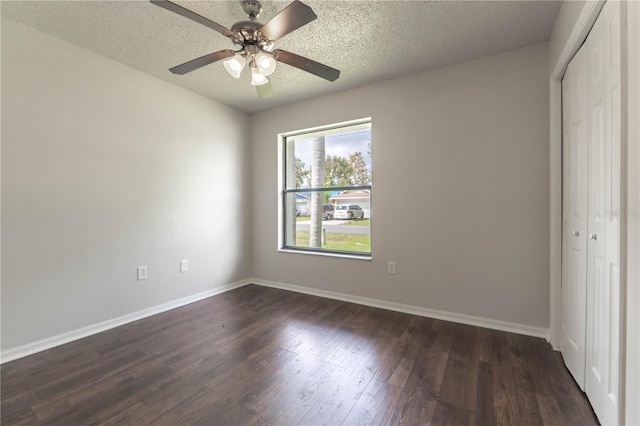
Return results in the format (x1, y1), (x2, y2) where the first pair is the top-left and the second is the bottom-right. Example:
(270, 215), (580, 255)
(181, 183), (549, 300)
(295, 192), (311, 200)
(330, 190), (371, 200)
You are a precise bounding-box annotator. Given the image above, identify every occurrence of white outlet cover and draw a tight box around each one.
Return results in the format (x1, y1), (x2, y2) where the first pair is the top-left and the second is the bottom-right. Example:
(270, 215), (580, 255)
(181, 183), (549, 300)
(180, 260), (188, 273)
(137, 266), (148, 280)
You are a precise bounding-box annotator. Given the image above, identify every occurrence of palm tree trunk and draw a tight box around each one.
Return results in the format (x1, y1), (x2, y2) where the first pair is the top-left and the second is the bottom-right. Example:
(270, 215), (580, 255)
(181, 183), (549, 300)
(309, 136), (325, 248)
(285, 141), (297, 246)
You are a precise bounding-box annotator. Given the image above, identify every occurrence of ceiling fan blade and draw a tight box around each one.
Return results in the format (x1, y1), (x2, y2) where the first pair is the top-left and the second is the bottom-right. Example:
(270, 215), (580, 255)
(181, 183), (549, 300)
(259, 0), (317, 41)
(150, 0), (236, 39)
(169, 49), (235, 75)
(256, 81), (274, 99)
(273, 49), (340, 82)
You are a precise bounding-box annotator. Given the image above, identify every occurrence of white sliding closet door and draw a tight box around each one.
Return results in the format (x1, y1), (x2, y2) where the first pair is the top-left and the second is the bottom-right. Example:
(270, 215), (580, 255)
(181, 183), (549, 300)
(561, 1), (621, 424)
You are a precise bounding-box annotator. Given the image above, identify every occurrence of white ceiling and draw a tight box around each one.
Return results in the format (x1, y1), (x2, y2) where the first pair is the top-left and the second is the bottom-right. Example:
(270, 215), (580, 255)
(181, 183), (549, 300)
(1, 0), (561, 113)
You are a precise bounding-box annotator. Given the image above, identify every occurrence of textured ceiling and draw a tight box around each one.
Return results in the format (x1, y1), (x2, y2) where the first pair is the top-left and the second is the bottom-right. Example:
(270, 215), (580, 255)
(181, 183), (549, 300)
(1, 0), (561, 113)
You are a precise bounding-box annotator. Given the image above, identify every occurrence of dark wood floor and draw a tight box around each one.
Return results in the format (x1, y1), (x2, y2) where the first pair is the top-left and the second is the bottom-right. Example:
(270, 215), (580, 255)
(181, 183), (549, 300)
(2, 284), (598, 425)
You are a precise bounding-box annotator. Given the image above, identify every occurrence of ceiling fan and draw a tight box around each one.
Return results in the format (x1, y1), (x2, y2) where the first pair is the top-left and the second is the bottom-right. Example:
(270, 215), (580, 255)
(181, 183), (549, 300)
(150, 0), (341, 98)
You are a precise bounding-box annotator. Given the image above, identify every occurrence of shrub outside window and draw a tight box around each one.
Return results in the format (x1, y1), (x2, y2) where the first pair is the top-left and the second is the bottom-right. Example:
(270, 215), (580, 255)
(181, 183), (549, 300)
(280, 119), (372, 257)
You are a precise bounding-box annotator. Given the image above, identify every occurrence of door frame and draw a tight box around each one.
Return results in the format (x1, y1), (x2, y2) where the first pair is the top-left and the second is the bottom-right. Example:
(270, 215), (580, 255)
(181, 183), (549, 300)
(623, 2), (640, 424)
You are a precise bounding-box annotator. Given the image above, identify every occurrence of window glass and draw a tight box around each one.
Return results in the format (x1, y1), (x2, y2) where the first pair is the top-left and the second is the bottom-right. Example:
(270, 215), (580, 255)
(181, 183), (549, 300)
(281, 119), (372, 256)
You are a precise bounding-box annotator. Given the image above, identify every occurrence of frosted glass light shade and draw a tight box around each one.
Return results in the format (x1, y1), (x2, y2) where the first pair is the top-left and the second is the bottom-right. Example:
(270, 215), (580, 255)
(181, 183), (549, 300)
(255, 52), (276, 76)
(223, 55), (246, 78)
(251, 66), (269, 86)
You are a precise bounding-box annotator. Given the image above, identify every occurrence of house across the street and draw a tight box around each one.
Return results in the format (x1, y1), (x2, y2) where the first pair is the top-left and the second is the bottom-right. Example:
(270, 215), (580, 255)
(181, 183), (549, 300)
(329, 189), (371, 218)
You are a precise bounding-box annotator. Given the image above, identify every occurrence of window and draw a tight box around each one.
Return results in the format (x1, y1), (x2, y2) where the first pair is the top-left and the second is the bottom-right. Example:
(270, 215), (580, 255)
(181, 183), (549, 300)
(280, 119), (372, 257)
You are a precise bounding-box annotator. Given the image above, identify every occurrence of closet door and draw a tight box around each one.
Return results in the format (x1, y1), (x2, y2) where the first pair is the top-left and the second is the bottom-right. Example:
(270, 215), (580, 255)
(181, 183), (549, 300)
(561, 44), (588, 390)
(585, 0), (607, 411)
(585, 1), (621, 423)
(602, 2), (621, 422)
(562, 1), (621, 423)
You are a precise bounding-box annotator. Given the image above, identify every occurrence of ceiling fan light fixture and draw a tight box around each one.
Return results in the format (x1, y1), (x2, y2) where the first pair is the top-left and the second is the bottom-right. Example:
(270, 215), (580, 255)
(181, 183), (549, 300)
(223, 55), (246, 78)
(255, 52), (276, 76)
(250, 65), (269, 86)
(152, 0), (341, 97)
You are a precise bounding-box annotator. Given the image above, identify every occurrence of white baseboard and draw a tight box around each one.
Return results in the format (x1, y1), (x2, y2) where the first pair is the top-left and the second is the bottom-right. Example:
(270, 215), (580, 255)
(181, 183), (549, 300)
(0, 279), (252, 364)
(252, 279), (550, 339)
(2, 278), (551, 364)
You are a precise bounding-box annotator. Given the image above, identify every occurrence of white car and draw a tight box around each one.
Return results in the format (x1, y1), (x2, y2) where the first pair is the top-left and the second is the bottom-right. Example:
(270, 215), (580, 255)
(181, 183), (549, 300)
(334, 204), (365, 220)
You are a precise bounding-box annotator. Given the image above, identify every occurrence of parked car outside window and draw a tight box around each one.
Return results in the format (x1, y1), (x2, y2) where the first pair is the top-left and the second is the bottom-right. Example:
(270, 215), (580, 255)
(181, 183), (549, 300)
(334, 204), (365, 220)
(322, 204), (335, 220)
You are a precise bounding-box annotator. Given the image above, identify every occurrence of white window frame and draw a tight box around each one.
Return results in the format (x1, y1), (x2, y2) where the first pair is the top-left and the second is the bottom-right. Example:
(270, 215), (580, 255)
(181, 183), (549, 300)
(278, 118), (372, 259)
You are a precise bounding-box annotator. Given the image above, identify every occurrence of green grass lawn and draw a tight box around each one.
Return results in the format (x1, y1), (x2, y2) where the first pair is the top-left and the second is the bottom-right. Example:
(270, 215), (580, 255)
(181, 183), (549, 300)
(296, 216), (370, 227)
(346, 218), (370, 226)
(295, 231), (370, 253)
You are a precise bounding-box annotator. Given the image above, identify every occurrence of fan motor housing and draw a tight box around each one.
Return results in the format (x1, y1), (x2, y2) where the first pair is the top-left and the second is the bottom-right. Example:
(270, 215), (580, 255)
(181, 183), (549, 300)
(231, 20), (264, 43)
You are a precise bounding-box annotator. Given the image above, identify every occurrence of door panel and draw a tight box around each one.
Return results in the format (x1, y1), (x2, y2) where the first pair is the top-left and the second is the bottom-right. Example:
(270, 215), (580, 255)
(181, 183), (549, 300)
(561, 45), (588, 390)
(586, 7), (606, 414)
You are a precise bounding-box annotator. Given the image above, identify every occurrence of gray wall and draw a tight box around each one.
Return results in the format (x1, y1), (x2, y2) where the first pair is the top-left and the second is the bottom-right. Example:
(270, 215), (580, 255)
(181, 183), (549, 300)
(1, 18), (551, 353)
(1, 19), (252, 350)
(251, 43), (550, 328)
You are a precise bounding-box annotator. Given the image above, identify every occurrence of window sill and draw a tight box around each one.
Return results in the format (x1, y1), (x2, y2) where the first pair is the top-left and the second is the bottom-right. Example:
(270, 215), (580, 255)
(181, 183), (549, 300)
(278, 248), (372, 261)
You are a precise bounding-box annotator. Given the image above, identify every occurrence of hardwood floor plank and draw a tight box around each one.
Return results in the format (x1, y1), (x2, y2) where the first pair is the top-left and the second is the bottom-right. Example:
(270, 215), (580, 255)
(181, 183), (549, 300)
(190, 402), (262, 426)
(142, 386), (224, 425)
(372, 309), (423, 340)
(298, 361), (375, 425)
(492, 359), (517, 396)
(342, 377), (402, 425)
(0, 394), (37, 424)
(494, 391), (520, 426)
(260, 357), (343, 425)
(454, 405), (477, 426)
(32, 347), (146, 402)
(0, 285), (599, 426)
(557, 389), (600, 425)
(373, 316), (427, 384)
(438, 357), (473, 408)
(2, 337), (121, 393)
(391, 395), (437, 425)
(30, 353), (167, 423)
(476, 360), (495, 425)
(426, 319), (456, 353)
(138, 374), (206, 408)
(240, 355), (321, 416)
(536, 393), (566, 425)
(387, 356), (416, 388)
(272, 321), (332, 355)
(427, 400), (456, 425)
(514, 389), (545, 425)
(402, 348), (449, 401)
(2, 411), (39, 426)
(315, 301), (364, 329)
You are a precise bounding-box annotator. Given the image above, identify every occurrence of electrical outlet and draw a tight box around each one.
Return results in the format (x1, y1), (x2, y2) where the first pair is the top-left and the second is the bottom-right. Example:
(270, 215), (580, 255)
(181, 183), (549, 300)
(137, 266), (148, 281)
(387, 261), (396, 275)
(180, 260), (189, 273)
